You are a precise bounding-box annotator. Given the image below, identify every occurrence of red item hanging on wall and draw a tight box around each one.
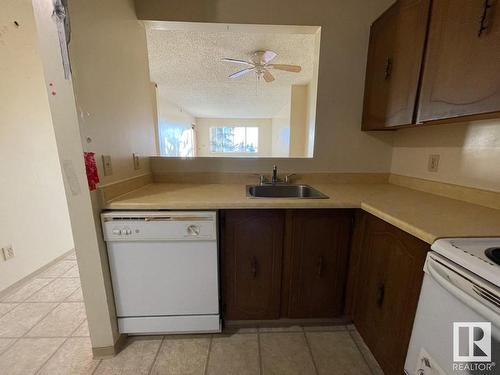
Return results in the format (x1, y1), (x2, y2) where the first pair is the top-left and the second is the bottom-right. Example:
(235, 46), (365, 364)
(84, 152), (100, 191)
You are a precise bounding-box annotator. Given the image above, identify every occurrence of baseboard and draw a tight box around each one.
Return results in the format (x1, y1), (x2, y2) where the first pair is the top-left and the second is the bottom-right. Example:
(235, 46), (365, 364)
(224, 316), (351, 328)
(92, 333), (128, 358)
(0, 248), (75, 299)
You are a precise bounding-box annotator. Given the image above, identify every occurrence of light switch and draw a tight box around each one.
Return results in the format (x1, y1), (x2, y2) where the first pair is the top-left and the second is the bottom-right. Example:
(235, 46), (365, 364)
(102, 155), (113, 176)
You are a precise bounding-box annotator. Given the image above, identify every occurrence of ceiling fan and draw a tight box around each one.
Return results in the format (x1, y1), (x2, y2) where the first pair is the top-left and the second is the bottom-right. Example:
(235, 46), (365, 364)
(222, 50), (302, 83)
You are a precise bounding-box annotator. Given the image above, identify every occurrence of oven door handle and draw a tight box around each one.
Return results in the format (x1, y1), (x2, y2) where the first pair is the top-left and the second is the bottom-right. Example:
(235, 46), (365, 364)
(427, 257), (500, 327)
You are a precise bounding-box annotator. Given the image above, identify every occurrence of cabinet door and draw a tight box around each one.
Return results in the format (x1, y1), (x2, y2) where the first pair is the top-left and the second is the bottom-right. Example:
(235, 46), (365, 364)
(285, 210), (353, 318)
(418, 0), (500, 122)
(362, 0), (430, 130)
(222, 210), (284, 320)
(353, 214), (428, 375)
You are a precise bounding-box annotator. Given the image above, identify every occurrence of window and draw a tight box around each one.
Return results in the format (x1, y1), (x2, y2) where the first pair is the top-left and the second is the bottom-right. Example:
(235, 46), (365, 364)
(159, 123), (195, 157)
(210, 127), (259, 153)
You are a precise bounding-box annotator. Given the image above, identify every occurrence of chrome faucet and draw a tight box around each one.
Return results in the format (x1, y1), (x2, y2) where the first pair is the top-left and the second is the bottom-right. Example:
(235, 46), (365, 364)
(272, 165), (278, 184)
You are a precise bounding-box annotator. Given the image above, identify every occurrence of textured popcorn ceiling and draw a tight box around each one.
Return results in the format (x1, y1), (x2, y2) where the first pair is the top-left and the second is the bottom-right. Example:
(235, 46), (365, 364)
(146, 26), (317, 118)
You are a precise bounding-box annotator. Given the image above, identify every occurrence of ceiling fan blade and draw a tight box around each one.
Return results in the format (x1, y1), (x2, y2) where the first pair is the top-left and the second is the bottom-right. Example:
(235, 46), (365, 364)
(263, 69), (275, 83)
(268, 64), (302, 73)
(262, 50), (278, 64)
(221, 58), (254, 66)
(229, 67), (255, 78)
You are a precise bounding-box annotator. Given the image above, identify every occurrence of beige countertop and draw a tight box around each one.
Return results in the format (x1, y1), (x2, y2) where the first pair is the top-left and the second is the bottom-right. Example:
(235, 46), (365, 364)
(104, 183), (500, 244)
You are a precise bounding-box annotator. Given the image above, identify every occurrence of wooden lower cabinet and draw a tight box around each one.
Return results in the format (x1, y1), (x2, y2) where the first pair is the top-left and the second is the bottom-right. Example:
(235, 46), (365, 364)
(284, 210), (353, 318)
(350, 212), (429, 375)
(222, 210), (284, 320)
(221, 209), (353, 320)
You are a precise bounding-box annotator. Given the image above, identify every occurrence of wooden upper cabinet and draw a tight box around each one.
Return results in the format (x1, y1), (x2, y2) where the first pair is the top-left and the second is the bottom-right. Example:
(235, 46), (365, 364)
(362, 0), (431, 130)
(418, 0), (500, 122)
(222, 210), (284, 320)
(285, 210), (352, 318)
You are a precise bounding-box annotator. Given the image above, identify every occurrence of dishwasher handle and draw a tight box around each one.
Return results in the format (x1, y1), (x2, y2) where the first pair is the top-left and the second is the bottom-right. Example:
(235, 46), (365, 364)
(426, 256), (500, 327)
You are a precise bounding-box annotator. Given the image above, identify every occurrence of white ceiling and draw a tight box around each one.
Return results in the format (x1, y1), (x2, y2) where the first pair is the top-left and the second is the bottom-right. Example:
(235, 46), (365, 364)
(146, 26), (318, 118)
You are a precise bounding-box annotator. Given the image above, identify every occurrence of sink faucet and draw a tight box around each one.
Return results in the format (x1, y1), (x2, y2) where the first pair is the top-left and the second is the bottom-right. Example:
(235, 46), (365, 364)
(272, 165), (278, 184)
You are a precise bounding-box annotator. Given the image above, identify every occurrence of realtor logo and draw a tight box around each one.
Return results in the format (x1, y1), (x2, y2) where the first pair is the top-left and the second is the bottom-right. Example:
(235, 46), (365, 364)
(453, 322), (491, 362)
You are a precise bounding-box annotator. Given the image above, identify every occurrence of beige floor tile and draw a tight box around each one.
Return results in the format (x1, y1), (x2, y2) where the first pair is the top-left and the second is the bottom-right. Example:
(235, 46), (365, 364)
(72, 320), (90, 337)
(0, 338), (15, 355)
(304, 324), (347, 332)
(27, 302), (86, 337)
(150, 335), (210, 375)
(0, 337), (64, 375)
(349, 330), (384, 375)
(26, 278), (80, 302)
(61, 264), (80, 278)
(39, 260), (77, 278)
(94, 336), (162, 375)
(1, 278), (53, 302)
(207, 334), (259, 375)
(0, 303), (57, 337)
(307, 331), (371, 375)
(260, 332), (316, 375)
(0, 303), (18, 317)
(65, 287), (84, 302)
(37, 337), (100, 375)
(259, 325), (303, 333)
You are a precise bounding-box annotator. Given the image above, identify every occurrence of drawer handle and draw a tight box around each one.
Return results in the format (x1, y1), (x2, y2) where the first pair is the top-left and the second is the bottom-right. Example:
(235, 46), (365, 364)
(478, 0), (493, 37)
(251, 256), (258, 278)
(377, 283), (385, 307)
(317, 255), (324, 277)
(384, 57), (393, 80)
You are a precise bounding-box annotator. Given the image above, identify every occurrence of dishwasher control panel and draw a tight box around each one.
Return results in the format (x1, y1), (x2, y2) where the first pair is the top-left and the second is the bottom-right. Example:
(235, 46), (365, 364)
(101, 211), (217, 241)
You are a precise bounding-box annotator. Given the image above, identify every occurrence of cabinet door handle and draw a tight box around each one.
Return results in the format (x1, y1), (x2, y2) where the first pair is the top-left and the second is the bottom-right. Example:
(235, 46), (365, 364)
(251, 256), (258, 279)
(317, 256), (324, 277)
(478, 0), (493, 37)
(384, 57), (393, 80)
(376, 283), (385, 307)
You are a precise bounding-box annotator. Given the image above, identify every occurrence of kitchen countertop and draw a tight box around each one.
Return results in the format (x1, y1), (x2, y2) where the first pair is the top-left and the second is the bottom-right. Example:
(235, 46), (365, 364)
(104, 183), (500, 244)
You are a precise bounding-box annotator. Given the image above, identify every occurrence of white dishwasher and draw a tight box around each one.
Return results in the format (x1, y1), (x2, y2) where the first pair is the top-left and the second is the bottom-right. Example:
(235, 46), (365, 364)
(101, 211), (220, 335)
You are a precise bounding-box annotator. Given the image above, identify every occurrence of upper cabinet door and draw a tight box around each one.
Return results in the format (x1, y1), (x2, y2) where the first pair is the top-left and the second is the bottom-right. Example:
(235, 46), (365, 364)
(418, 0), (500, 122)
(362, 0), (431, 130)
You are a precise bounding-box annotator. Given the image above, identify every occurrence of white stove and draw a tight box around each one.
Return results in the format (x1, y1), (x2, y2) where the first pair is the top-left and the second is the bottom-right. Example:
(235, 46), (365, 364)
(431, 237), (500, 287)
(405, 238), (500, 374)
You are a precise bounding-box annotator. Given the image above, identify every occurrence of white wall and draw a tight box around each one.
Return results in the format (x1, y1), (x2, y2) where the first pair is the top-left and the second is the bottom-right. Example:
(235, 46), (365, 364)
(391, 119), (500, 192)
(195, 118), (273, 157)
(289, 85), (308, 157)
(271, 103), (291, 157)
(157, 95), (196, 129)
(69, 0), (158, 185)
(138, 0), (395, 174)
(0, 0), (73, 292)
(33, 0), (139, 350)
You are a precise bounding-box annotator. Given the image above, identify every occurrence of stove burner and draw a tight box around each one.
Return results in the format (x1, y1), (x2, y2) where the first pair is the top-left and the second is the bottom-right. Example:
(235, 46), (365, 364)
(485, 247), (500, 265)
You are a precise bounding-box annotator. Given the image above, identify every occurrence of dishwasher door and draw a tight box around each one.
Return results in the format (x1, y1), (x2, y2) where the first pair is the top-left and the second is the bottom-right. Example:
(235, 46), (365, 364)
(107, 240), (219, 317)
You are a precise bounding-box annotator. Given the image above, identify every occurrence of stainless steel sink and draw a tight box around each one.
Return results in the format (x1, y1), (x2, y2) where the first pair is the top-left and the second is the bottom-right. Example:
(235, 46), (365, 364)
(246, 184), (329, 199)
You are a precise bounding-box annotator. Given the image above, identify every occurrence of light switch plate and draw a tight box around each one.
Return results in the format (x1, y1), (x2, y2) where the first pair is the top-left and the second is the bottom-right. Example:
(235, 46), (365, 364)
(133, 153), (140, 170)
(2, 245), (14, 261)
(428, 154), (440, 172)
(102, 155), (113, 176)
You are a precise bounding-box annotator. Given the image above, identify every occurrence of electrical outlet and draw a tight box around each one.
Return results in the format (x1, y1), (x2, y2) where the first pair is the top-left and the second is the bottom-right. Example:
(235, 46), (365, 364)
(102, 155), (113, 176)
(133, 153), (140, 170)
(2, 245), (14, 261)
(428, 154), (440, 172)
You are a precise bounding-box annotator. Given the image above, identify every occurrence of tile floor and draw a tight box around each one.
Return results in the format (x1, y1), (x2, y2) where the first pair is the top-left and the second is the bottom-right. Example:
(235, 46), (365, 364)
(0, 251), (383, 375)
